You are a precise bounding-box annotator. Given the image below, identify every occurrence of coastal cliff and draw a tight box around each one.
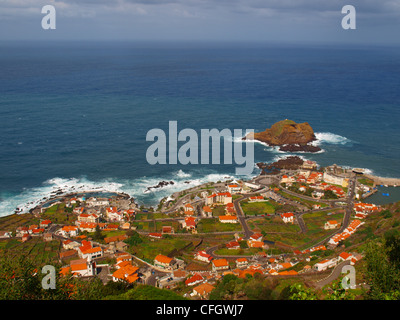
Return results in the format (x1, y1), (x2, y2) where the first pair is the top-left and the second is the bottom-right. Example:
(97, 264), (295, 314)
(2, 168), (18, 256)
(245, 119), (321, 153)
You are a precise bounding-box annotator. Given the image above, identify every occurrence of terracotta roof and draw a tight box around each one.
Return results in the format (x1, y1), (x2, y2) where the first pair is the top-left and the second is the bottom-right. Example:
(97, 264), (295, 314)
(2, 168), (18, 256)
(279, 270), (298, 276)
(219, 215), (237, 221)
(281, 212), (294, 218)
(62, 226), (78, 232)
(193, 283), (215, 296)
(82, 247), (102, 254)
(339, 252), (352, 260)
(196, 251), (213, 261)
(155, 254), (173, 264)
(248, 240), (264, 248)
(173, 269), (187, 278)
(113, 264), (139, 283)
(70, 258), (88, 272)
(212, 258), (228, 267)
(149, 232), (163, 238)
(185, 273), (204, 285)
(279, 262), (292, 270)
(59, 250), (78, 259)
(226, 240), (240, 249)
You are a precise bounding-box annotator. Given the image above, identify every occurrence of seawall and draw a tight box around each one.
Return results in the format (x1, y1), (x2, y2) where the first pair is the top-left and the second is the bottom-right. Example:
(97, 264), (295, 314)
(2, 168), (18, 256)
(364, 174), (400, 187)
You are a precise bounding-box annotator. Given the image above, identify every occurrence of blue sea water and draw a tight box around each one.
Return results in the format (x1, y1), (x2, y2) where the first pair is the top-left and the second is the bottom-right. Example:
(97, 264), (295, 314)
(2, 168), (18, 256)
(0, 41), (399, 215)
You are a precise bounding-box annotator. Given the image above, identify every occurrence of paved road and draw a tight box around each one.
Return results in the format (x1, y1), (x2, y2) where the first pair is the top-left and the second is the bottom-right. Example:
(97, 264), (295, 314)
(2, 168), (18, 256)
(233, 196), (253, 239)
(301, 173), (358, 251)
(313, 260), (351, 289)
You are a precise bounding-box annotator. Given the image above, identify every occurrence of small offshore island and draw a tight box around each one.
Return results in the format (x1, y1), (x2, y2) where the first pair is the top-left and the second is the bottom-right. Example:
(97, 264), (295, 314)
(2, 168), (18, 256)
(244, 119), (322, 153)
(1, 125), (400, 300)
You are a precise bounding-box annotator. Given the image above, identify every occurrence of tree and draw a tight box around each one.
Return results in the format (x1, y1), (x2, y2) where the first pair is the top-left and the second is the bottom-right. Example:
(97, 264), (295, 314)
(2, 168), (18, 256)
(323, 190), (338, 199)
(124, 230), (143, 246)
(322, 279), (358, 300)
(363, 238), (400, 299)
(93, 225), (105, 241)
(0, 253), (75, 300)
(288, 283), (318, 300)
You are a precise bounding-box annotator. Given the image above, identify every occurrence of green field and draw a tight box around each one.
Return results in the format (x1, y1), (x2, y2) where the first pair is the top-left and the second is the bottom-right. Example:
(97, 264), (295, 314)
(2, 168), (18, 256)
(128, 237), (193, 263)
(240, 201), (276, 216)
(211, 205), (226, 217)
(302, 210), (344, 232)
(41, 203), (76, 224)
(0, 213), (38, 233)
(247, 216), (301, 233)
(245, 210), (344, 249)
(276, 190), (329, 209)
(214, 247), (263, 256)
(197, 219), (242, 233)
(0, 237), (60, 265)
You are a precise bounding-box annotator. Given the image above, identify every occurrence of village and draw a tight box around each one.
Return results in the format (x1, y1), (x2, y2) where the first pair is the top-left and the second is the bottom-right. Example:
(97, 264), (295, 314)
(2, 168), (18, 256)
(0, 159), (383, 299)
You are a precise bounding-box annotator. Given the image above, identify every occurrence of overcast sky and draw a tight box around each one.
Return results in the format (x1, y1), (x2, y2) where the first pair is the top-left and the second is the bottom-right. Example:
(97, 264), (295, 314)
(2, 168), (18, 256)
(0, 0), (399, 44)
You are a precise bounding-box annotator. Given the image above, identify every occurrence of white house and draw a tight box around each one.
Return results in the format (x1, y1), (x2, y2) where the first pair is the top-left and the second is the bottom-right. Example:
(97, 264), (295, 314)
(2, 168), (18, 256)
(281, 212), (294, 224)
(249, 196), (264, 202)
(249, 233), (263, 242)
(80, 247), (103, 260)
(206, 192), (232, 206)
(106, 207), (123, 222)
(202, 206), (213, 217)
(324, 220), (340, 230)
(194, 251), (213, 263)
(60, 226), (79, 237)
(313, 258), (338, 272)
(78, 213), (99, 224)
(61, 258), (96, 277)
(227, 184), (241, 194)
(211, 259), (229, 272)
(86, 197), (110, 207)
(218, 215), (238, 224)
(184, 203), (195, 215)
(0, 231), (12, 238)
(154, 254), (175, 270)
(338, 252), (353, 262)
(62, 239), (81, 250)
(236, 258), (248, 268)
(78, 240), (103, 260)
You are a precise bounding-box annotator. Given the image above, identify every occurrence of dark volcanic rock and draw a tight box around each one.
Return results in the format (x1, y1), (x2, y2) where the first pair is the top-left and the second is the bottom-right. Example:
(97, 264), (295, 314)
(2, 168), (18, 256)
(279, 144), (321, 153)
(144, 180), (175, 193)
(257, 156), (305, 175)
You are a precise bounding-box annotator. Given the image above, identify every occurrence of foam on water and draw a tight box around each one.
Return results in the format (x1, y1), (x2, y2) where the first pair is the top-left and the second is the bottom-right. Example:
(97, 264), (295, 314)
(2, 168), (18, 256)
(313, 132), (352, 146)
(0, 169), (241, 217)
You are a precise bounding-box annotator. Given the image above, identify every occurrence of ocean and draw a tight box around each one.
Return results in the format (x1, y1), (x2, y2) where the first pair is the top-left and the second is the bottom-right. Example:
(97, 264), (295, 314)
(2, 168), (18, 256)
(0, 41), (399, 216)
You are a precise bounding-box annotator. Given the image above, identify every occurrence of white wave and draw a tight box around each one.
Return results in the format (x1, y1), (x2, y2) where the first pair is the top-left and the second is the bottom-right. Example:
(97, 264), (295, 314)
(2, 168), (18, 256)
(0, 170), (241, 217)
(314, 132), (351, 146)
(231, 135), (270, 148)
(340, 166), (374, 175)
(0, 177), (128, 217)
(176, 170), (191, 178)
(271, 154), (310, 163)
